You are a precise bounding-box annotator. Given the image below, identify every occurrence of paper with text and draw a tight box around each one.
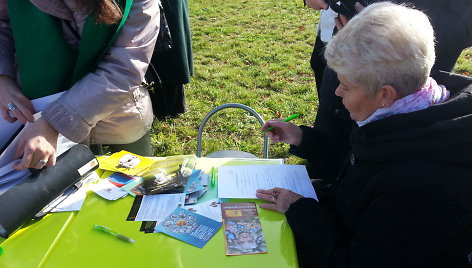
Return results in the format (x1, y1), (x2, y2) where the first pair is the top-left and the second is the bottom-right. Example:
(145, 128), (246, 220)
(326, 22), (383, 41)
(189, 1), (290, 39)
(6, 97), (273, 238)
(135, 193), (186, 222)
(218, 164), (317, 200)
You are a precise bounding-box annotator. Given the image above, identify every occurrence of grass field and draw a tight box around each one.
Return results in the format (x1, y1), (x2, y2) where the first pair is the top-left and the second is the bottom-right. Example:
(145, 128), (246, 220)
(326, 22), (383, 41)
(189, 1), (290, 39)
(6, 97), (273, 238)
(150, 0), (471, 164)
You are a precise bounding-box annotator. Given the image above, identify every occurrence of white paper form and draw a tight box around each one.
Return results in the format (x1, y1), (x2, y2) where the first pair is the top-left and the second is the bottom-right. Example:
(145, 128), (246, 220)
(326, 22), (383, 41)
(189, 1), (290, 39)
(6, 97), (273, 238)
(135, 193), (186, 222)
(217, 164), (317, 200)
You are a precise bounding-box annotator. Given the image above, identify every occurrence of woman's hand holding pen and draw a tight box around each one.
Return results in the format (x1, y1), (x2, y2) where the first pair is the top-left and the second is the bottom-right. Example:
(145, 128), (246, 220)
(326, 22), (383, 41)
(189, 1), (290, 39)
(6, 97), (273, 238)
(0, 75), (35, 124)
(261, 119), (303, 146)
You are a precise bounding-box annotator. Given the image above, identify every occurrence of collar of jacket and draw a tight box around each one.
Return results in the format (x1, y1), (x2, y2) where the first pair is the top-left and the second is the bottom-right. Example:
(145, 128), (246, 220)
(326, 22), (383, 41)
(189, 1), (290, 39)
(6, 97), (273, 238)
(349, 83), (472, 166)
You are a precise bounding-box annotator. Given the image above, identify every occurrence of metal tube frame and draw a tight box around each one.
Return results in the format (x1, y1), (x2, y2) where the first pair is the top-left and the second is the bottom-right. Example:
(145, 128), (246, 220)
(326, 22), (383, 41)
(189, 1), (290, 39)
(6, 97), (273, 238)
(196, 103), (269, 158)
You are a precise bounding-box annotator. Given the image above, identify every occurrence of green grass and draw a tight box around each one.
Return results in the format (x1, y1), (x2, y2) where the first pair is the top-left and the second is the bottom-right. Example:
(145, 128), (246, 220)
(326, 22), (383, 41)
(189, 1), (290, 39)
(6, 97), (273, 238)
(150, 0), (471, 164)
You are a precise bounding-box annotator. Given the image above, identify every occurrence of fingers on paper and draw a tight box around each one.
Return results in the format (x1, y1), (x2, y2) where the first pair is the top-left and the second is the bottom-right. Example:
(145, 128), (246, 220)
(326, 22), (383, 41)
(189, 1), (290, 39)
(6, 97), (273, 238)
(14, 102), (35, 124)
(13, 140), (56, 170)
(3, 102), (35, 124)
(256, 189), (274, 202)
(1, 108), (16, 123)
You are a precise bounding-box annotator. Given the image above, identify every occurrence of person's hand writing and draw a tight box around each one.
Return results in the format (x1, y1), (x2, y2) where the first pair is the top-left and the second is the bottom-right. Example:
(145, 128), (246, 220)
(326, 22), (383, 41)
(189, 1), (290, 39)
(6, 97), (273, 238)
(261, 119), (303, 146)
(13, 117), (58, 170)
(0, 75), (35, 124)
(305, 0), (328, 10)
(334, 2), (365, 30)
(256, 188), (303, 213)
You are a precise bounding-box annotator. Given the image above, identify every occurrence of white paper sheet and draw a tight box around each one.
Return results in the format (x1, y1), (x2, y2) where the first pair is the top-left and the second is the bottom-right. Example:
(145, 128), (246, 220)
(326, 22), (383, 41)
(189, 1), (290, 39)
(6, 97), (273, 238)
(92, 179), (128, 200)
(135, 193), (186, 222)
(217, 164), (317, 200)
(44, 172), (100, 213)
(184, 198), (223, 222)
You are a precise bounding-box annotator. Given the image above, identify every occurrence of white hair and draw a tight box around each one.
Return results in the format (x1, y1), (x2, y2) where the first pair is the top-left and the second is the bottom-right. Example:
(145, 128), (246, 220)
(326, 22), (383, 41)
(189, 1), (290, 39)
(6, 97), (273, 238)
(325, 2), (435, 97)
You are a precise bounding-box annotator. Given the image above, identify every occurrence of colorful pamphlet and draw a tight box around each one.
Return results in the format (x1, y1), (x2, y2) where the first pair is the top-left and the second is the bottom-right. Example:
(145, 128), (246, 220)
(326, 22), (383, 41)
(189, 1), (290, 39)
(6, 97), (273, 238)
(221, 202), (268, 255)
(107, 172), (139, 188)
(156, 207), (222, 248)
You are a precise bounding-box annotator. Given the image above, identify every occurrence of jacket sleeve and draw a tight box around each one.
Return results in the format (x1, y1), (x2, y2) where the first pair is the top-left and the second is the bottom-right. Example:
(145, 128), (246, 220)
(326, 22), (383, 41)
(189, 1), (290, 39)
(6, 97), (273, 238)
(286, 180), (446, 268)
(0, 0), (16, 79)
(41, 0), (159, 143)
(289, 125), (349, 180)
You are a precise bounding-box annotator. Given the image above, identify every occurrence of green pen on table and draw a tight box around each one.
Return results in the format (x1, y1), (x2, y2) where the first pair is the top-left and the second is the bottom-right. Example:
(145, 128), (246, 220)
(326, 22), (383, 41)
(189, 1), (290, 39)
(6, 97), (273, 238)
(93, 224), (135, 243)
(210, 166), (217, 187)
(263, 113), (300, 133)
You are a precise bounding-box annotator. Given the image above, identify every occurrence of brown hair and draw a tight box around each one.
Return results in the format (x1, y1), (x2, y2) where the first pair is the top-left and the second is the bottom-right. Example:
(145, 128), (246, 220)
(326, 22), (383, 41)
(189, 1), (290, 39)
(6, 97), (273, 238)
(77, 0), (123, 24)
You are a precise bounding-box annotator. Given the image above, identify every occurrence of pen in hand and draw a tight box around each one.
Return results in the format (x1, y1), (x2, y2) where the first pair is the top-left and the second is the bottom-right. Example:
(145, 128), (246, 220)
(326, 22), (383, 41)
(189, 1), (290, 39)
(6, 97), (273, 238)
(93, 224), (135, 243)
(263, 113), (300, 133)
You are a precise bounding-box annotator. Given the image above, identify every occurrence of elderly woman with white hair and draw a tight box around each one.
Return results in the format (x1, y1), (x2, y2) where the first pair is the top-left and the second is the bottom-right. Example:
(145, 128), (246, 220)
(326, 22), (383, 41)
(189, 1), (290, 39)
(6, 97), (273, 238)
(258, 2), (472, 267)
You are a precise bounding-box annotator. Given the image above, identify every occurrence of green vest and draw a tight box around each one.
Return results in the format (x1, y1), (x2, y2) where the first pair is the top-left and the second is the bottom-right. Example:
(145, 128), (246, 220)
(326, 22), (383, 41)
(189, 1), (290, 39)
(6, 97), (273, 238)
(7, 0), (132, 99)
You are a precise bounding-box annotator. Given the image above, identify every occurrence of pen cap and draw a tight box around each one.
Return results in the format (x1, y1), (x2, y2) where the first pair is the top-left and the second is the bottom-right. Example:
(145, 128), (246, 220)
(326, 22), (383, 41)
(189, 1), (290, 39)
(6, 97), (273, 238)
(0, 145), (98, 238)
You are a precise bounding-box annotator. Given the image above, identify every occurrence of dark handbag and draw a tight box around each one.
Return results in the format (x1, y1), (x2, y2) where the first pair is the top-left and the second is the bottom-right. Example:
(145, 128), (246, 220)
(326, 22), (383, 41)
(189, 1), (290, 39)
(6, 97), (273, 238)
(142, 1), (173, 117)
(155, 2), (173, 53)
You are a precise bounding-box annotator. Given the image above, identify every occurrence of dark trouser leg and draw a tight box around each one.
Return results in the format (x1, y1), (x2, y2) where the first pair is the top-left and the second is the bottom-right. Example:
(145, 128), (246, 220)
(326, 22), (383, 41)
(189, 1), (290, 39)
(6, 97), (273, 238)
(108, 131), (153, 157)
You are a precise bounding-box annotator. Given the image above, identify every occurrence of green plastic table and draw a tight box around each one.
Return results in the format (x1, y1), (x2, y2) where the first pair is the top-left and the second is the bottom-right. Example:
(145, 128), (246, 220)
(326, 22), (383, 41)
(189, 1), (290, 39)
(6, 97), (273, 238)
(0, 158), (298, 268)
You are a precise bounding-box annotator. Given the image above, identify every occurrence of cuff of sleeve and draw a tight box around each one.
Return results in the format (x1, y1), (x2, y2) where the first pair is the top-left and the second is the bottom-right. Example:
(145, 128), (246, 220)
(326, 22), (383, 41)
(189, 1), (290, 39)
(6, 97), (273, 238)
(42, 100), (92, 143)
(0, 53), (17, 79)
(288, 125), (314, 158)
(285, 198), (320, 225)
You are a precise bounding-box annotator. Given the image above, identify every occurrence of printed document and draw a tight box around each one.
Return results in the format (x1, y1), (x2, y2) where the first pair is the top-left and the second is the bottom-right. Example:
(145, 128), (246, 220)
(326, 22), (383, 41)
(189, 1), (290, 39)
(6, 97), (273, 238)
(217, 164), (317, 200)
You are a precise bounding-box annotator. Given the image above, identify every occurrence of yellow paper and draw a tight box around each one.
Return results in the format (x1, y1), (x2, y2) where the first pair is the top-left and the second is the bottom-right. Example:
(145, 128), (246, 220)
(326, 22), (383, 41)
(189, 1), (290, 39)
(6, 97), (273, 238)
(97, 151), (155, 176)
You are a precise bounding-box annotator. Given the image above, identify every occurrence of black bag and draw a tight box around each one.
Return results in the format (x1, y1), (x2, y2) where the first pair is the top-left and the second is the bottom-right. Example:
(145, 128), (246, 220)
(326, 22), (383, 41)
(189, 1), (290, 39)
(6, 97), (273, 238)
(143, 0), (189, 119)
(155, 2), (173, 53)
(142, 1), (173, 117)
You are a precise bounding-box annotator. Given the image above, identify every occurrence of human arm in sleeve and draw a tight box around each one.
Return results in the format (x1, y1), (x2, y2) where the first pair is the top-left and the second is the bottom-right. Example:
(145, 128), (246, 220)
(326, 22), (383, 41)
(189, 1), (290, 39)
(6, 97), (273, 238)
(41, 0), (160, 143)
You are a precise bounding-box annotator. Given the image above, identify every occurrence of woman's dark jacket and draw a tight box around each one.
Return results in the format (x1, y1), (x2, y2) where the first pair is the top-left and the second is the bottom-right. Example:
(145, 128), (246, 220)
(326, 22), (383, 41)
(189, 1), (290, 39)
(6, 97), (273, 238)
(286, 79), (472, 267)
(299, 0), (472, 181)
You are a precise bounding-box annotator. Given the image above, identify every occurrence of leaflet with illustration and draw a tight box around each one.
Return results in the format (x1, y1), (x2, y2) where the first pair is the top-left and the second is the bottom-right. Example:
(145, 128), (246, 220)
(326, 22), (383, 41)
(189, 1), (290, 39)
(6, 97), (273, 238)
(221, 202), (268, 255)
(155, 207), (222, 248)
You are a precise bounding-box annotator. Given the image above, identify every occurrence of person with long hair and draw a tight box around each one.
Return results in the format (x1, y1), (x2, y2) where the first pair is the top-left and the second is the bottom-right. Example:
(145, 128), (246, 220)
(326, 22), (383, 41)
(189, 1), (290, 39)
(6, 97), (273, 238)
(0, 0), (159, 169)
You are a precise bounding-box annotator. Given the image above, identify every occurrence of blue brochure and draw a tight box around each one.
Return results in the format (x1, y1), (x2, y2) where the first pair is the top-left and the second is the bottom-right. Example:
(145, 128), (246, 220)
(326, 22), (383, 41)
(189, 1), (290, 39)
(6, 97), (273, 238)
(184, 169), (204, 194)
(156, 207), (222, 248)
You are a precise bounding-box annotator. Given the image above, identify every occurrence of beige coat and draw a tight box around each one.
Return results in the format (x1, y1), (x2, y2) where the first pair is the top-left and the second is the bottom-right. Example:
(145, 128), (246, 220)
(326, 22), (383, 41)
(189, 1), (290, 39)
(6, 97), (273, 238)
(0, 0), (159, 144)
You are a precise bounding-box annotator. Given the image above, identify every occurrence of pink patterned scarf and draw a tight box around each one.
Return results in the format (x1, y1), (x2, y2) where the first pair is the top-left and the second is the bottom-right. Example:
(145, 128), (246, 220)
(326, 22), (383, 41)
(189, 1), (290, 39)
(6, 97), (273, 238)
(357, 77), (450, 127)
